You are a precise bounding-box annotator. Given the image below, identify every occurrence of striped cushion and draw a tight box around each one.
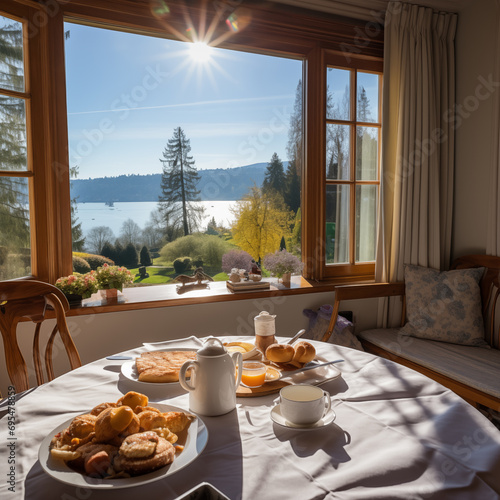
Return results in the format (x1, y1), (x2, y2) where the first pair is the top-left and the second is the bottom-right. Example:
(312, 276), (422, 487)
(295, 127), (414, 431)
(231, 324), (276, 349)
(358, 328), (500, 399)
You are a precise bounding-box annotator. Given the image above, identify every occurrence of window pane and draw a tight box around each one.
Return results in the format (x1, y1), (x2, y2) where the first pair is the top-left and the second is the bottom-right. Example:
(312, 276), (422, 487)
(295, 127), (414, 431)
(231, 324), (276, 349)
(326, 184), (349, 264)
(357, 72), (378, 123)
(356, 126), (378, 180)
(0, 176), (30, 279)
(326, 124), (350, 180)
(0, 15), (24, 93)
(326, 67), (350, 120)
(65, 23), (303, 281)
(0, 95), (27, 171)
(356, 184), (377, 262)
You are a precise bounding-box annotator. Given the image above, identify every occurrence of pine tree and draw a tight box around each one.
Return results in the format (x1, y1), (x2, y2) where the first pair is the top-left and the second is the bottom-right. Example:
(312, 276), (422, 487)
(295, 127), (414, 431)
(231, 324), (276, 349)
(286, 80), (303, 177)
(101, 241), (117, 264)
(284, 159), (300, 213)
(0, 17), (30, 276)
(262, 152), (286, 195)
(158, 127), (203, 237)
(70, 166), (85, 251)
(140, 245), (152, 266)
(121, 242), (139, 268)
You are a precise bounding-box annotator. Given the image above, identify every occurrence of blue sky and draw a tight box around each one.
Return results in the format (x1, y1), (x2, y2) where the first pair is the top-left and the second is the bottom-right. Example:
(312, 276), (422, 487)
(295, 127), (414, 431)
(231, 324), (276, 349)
(64, 22), (303, 179)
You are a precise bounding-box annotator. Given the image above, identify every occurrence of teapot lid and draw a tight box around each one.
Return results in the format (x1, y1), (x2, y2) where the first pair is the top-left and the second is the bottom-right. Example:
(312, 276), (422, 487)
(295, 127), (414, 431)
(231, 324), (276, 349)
(197, 337), (226, 357)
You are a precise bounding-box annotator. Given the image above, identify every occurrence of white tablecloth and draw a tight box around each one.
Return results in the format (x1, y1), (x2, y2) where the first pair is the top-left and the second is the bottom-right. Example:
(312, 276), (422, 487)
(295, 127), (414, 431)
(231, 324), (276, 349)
(1, 336), (500, 499)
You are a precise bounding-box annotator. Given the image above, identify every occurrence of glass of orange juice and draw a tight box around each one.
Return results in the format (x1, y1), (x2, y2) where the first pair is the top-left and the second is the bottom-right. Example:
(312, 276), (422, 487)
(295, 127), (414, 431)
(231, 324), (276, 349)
(241, 361), (267, 388)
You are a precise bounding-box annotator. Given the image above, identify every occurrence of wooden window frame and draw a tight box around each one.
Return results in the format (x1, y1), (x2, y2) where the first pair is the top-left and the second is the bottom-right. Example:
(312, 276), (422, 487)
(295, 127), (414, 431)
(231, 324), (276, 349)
(2, 0), (383, 287)
(321, 52), (383, 281)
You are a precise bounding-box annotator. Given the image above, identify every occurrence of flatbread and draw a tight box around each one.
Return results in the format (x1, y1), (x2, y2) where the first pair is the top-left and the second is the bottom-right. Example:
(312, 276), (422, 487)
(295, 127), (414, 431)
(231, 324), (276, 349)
(136, 351), (197, 383)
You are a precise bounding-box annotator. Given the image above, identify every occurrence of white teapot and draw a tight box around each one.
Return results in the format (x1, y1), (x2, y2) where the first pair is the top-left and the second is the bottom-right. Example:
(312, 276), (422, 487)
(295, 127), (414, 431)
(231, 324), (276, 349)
(179, 337), (243, 416)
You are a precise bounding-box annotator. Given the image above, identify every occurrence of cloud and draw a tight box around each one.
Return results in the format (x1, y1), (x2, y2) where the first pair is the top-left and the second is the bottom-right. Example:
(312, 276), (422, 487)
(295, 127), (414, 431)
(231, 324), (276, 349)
(68, 94), (293, 116)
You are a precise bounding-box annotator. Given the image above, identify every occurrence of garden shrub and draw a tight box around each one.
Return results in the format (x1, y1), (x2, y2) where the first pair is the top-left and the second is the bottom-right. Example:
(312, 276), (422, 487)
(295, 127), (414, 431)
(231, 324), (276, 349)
(173, 256), (192, 274)
(140, 245), (152, 266)
(73, 256), (91, 273)
(84, 254), (114, 270)
(121, 243), (139, 268)
(160, 234), (234, 270)
(222, 249), (253, 273)
(101, 242), (118, 263)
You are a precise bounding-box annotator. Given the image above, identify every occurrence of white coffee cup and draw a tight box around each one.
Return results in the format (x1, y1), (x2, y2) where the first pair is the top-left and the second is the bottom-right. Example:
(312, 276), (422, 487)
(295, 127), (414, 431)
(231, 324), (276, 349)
(279, 384), (331, 425)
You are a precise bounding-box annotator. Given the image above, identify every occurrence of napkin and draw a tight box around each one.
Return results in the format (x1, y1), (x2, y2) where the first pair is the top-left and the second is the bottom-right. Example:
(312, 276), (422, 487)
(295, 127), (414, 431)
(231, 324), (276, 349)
(142, 335), (204, 350)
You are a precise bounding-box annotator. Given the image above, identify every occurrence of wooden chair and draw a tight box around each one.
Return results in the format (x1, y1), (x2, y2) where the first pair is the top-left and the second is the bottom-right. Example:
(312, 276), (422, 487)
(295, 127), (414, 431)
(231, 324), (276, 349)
(0, 279), (81, 392)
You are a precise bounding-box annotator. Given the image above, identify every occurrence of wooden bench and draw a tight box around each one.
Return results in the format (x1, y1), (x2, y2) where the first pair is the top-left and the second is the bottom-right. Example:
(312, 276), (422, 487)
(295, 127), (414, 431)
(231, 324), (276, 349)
(324, 255), (500, 411)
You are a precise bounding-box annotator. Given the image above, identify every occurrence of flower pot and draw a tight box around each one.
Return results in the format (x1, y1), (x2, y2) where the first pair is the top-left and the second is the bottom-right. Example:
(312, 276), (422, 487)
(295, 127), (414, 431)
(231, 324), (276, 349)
(65, 293), (83, 308)
(281, 273), (291, 287)
(100, 288), (118, 300)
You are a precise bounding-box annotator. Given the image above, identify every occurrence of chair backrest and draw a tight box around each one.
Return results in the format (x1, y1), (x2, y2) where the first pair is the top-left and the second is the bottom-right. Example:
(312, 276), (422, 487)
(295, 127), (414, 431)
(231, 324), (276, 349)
(0, 279), (81, 392)
(451, 255), (500, 348)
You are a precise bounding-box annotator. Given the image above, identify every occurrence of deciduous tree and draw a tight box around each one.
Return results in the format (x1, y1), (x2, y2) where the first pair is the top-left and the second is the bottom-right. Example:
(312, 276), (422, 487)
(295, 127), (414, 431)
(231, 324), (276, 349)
(86, 226), (114, 254)
(231, 186), (293, 263)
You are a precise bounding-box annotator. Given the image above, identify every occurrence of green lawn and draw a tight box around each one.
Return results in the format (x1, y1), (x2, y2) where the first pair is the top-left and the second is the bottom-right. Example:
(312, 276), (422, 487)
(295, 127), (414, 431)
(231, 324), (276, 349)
(128, 266), (228, 285)
(129, 266), (174, 285)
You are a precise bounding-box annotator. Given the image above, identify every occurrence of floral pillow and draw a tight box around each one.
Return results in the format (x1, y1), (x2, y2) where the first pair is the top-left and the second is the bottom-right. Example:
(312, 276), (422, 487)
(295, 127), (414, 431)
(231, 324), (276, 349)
(400, 264), (488, 347)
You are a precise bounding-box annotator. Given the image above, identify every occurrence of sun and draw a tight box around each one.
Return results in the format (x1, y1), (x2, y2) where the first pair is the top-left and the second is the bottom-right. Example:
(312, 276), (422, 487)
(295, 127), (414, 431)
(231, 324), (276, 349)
(189, 42), (212, 63)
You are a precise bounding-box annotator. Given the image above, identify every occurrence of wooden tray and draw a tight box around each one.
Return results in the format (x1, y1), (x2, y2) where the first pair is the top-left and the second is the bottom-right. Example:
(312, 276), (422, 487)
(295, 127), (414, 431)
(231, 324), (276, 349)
(237, 379), (290, 397)
(236, 362), (298, 397)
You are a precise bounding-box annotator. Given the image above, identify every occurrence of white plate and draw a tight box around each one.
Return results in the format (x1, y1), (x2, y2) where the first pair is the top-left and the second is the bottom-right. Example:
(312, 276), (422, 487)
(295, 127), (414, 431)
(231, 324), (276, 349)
(271, 404), (336, 430)
(38, 403), (209, 489)
(120, 348), (197, 386)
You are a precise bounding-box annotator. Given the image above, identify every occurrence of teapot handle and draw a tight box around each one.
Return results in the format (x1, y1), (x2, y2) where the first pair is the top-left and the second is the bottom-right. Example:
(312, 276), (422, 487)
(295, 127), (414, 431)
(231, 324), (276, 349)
(179, 360), (199, 391)
(231, 352), (243, 388)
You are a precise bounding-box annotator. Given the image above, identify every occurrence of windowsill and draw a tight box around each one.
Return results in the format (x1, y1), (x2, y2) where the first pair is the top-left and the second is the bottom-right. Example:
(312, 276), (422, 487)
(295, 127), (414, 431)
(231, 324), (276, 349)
(65, 276), (369, 317)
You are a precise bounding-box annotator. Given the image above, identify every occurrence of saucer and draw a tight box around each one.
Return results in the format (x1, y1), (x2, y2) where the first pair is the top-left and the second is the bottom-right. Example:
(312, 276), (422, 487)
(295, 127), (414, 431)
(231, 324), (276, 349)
(270, 404), (336, 430)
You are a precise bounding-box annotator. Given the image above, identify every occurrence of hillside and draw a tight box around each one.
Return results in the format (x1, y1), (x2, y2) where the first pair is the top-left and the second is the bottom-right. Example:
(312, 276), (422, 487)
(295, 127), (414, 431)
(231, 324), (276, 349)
(70, 162), (279, 202)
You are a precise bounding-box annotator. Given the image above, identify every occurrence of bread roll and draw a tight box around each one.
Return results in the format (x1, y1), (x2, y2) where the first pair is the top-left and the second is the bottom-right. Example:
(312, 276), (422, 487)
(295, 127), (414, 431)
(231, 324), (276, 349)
(265, 343), (294, 363)
(292, 341), (316, 365)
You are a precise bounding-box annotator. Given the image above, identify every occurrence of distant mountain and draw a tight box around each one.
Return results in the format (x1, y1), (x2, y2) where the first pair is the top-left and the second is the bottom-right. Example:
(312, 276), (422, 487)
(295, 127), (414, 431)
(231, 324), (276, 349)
(70, 162), (283, 203)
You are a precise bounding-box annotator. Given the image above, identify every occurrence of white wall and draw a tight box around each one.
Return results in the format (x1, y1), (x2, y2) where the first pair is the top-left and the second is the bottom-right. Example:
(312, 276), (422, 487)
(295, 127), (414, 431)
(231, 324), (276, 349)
(0, 290), (379, 396)
(453, 0), (499, 258)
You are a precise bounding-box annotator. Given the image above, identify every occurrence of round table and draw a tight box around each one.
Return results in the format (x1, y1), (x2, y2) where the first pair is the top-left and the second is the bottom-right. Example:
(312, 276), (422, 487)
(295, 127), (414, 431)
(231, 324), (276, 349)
(1, 335), (499, 499)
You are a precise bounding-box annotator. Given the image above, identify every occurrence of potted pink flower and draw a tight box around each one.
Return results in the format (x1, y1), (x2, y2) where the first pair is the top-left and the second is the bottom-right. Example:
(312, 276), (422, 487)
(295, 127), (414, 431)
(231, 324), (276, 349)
(95, 263), (133, 298)
(55, 271), (99, 307)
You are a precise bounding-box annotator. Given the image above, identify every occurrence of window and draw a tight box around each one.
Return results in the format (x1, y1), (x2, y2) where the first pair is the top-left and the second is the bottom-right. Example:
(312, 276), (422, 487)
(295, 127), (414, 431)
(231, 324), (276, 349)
(325, 63), (381, 268)
(0, 12), (31, 280)
(64, 23), (303, 284)
(1, 0), (383, 288)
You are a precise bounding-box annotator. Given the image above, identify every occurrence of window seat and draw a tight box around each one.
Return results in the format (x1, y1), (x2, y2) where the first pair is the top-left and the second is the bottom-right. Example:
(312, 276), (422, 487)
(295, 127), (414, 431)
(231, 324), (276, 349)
(358, 328), (500, 401)
(327, 255), (500, 412)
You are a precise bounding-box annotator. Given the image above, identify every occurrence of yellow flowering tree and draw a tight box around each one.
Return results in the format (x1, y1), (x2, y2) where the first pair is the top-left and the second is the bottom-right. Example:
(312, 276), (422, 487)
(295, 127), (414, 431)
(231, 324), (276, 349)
(230, 186), (294, 263)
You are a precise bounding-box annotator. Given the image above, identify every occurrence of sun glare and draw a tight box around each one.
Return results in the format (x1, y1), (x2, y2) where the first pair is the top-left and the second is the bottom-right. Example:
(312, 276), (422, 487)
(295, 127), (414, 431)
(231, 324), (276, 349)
(190, 41), (212, 63)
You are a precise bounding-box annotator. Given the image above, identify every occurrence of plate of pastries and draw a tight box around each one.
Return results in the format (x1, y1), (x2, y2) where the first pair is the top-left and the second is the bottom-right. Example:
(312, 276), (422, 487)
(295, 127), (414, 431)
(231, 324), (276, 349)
(39, 391), (208, 489)
(121, 348), (198, 385)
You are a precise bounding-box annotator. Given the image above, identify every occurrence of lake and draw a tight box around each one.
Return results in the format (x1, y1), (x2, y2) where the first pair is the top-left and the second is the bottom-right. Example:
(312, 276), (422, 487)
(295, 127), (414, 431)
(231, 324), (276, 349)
(75, 200), (237, 238)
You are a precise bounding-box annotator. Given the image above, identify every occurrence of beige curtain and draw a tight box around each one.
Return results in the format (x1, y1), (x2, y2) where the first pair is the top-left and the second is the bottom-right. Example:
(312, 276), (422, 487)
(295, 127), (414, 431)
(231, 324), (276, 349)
(375, 1), (457, 285)
(486, 4), (500, 256)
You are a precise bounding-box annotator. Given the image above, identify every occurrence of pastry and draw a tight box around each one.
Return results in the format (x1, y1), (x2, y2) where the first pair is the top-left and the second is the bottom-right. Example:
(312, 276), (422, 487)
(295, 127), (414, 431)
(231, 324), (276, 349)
(114, 431), (175, 475)
(90, 402), (118, 416)
(117, 391), (148, 410)
(265, 343), (294, 363)
(95, 406), (140, 444)
(291, 341), (316, 366)
(135, 350), (197, 383)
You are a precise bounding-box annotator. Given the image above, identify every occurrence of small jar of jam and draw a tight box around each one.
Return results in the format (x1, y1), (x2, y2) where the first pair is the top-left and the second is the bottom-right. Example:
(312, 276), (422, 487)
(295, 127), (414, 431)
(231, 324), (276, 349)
(254, 311), (276, 355)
